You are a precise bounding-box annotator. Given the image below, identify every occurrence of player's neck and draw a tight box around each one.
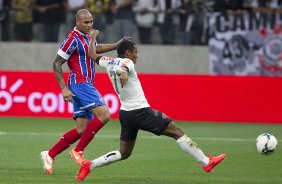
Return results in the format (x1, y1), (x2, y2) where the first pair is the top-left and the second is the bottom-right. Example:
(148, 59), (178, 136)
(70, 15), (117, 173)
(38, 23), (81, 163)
(74, 27), (88, 36)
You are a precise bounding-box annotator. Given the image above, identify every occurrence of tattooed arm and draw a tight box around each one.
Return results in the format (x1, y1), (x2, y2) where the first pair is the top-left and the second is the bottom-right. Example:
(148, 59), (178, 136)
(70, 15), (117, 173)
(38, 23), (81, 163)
(52, 55), (73, 102)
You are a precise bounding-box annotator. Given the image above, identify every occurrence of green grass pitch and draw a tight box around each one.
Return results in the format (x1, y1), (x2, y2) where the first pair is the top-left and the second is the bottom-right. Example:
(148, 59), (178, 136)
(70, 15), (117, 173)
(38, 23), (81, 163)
(0, 117), (281, 184)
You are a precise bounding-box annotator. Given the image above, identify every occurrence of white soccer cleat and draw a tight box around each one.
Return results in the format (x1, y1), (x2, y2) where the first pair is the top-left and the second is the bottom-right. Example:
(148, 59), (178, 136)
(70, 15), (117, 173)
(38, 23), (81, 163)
(40, 151), (54, 174)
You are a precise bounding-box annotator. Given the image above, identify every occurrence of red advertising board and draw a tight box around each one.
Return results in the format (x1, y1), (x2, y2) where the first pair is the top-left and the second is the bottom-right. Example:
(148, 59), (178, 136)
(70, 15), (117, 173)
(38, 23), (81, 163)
(0, 71), (120, 118)
(1, 71), (282, 123)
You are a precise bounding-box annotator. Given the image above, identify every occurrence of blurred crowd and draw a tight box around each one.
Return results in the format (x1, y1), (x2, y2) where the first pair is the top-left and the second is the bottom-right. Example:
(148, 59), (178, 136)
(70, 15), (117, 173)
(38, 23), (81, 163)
(0, 0), (281, 45)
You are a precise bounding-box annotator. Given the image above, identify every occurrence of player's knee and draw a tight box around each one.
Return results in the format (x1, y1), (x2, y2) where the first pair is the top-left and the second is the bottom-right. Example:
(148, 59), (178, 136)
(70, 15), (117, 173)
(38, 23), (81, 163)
(100, 114), (110, 124)
(171, 125), (184, 139)
(76, 124), (87, 135)
(75, 118), (88, 135)
(76, 127), (85, 136)
(104, 112), (110, 122)
(164, 122), (185, 140)
(176, 127), (184, 136)
(99, 111), (110, 123)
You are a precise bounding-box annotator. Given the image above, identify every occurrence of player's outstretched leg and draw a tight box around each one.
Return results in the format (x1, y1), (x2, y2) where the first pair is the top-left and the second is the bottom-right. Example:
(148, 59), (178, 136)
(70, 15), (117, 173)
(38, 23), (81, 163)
(40, 151), (54, 174)
(163, 122), (226, 172)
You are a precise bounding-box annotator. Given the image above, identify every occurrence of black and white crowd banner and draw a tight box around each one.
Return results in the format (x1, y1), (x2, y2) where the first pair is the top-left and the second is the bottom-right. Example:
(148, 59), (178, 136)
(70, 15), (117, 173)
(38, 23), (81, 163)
(208, 12), (282, 76)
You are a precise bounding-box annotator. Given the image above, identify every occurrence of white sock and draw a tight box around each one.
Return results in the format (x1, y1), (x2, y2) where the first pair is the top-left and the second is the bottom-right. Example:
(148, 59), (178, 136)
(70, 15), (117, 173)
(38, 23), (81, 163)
(176, 135), (209, 166)
(90, 150), (122, 170)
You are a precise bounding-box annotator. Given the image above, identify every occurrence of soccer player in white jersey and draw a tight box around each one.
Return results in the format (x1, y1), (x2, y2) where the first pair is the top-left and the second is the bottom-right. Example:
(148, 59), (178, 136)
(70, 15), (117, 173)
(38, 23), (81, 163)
(75, 30), (227, 181)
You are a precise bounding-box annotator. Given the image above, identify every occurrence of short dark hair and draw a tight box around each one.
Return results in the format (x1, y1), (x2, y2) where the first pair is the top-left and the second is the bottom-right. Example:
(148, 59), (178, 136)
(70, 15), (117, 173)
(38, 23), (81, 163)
(117, 40), (136, 55)
(76, 9), (91, 21)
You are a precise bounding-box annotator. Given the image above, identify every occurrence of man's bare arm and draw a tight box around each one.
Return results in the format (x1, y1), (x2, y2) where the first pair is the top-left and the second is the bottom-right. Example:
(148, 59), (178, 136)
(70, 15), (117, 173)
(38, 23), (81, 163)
(53, 55), (74, 102)
(96, 37), (131, 54)
(53, 55), (67, 89)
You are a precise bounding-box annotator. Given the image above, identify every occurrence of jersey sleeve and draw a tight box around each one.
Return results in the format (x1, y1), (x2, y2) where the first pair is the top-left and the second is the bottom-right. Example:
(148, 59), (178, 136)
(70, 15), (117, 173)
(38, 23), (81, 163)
(57, 37), (77, 60)
(96, 56), (135, 72)
(96, 56), (113, 69)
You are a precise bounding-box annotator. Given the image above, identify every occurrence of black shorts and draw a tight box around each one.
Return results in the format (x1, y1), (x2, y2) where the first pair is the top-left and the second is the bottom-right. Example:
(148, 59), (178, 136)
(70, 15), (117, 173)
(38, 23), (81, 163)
(119, 107), (172, 141)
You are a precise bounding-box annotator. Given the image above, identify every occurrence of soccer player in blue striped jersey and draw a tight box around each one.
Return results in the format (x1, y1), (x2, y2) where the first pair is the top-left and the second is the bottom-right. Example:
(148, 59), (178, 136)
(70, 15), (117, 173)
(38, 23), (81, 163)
(40, 9), (130, 175)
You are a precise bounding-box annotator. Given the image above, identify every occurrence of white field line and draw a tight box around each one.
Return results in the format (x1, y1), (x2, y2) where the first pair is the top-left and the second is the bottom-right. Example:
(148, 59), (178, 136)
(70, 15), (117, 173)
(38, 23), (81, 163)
(0, 131), (273, 142)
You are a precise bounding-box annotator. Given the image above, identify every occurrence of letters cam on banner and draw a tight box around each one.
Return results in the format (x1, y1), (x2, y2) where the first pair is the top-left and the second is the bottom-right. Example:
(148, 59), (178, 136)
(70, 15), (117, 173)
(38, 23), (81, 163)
(208, 12), (282, 76)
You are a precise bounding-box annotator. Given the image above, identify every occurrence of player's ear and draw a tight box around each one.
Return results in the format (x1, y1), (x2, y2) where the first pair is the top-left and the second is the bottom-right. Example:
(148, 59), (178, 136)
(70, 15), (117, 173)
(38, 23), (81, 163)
(125, 50), (130, 56)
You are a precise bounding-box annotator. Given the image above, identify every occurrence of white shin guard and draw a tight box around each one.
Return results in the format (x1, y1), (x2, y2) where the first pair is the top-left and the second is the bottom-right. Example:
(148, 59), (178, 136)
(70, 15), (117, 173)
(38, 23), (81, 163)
(91, 150), (122, 170)
(176, 135), (209, 166)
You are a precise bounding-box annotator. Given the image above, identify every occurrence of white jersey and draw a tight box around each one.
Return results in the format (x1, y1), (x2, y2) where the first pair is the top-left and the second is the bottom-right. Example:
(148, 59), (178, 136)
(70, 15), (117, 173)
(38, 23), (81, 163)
(98, 56), (150, 111)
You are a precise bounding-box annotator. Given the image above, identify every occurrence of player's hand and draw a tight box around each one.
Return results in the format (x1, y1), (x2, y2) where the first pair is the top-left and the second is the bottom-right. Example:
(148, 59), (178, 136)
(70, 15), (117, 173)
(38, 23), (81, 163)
(89, 29), (99, 39)
(119, 72), (128, 88)
(116, 36), (132, 47)
(61, 87), (74, 102)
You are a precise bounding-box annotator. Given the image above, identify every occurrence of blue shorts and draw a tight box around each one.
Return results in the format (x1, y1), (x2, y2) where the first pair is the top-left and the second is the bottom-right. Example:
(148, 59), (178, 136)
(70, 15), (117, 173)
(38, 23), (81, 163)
(69, 82), (106, 121)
